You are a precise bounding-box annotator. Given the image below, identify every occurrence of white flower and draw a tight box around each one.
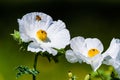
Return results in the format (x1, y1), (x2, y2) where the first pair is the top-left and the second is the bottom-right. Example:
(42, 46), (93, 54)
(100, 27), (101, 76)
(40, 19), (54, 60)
(18, 12), (70, 56)
(65, 36), (104, 71)
(103, 38), (120, 75)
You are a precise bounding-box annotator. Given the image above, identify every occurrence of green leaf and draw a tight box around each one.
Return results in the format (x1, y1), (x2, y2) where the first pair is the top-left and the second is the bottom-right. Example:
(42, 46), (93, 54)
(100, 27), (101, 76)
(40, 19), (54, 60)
(16, 65), (39, 78)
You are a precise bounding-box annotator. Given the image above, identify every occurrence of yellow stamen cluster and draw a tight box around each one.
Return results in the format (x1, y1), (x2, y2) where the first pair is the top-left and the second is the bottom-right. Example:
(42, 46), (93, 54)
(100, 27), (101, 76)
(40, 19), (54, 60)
(88, 49), (100, 57)
(36, 30), (47, 41)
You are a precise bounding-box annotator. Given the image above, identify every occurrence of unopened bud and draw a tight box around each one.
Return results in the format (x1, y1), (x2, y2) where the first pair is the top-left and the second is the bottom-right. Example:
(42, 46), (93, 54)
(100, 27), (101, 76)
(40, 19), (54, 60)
(84, 74), (91, 80)
(68, 71), (73, 78)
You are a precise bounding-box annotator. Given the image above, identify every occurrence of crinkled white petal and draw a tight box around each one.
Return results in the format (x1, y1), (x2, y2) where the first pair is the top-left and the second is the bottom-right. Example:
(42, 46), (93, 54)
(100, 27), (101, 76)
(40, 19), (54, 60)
(65, 50), (78, 63)
(90, 54), (103, 71)
(74, 52), (87, 63)
(112, 61), (120, 69)
(45, 47), (57, 56)
(47, 20), (66, 38)
(70, 36), (85, 53)
(19, 12), (53, 30)
(74, 52), (84, 63)
(18, 19), (32, 42)
(20, 32), (31, 42)
(28, 42), (44, 53)
(84, 38), (104, 52)
(28, 42), (57, 56)
(48, 29), (70, 49)
(114, 64), (120, 75)
(103, 56), (111, 65)
(103, 38), (120, 59)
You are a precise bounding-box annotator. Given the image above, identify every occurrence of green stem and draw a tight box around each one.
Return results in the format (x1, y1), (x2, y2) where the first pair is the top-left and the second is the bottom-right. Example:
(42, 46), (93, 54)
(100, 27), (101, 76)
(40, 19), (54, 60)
(33, 53), (39, 80)
(97, 70), (104, 80)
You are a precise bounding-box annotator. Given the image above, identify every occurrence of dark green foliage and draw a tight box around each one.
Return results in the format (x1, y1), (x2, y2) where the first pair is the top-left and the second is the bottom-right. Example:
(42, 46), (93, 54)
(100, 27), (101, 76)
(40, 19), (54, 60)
(86, 67), (120, 80)
(16, 65), (39, 78)
(90, 70), (110, 80)
(111, 72), (120, 80)
(39, 49), (64, 63)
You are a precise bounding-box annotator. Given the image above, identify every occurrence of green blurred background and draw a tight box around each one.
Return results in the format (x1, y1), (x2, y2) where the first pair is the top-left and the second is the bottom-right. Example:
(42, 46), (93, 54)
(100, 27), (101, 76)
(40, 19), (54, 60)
(0, 0), (120, 80)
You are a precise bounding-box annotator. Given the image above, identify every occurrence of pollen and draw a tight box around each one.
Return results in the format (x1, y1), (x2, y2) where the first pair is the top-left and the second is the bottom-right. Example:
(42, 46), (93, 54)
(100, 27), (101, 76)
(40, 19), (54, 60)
(36, 15), (41, 21)
(88, 49), (100, 57)
(36, 30), (47, 41)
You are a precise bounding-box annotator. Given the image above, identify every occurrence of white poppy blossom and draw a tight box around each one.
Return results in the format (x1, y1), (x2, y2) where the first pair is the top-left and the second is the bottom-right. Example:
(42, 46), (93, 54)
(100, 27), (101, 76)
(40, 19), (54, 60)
(18, 12), (70, 56)
(103, 38), (120, 75)
(65, 36), (104, 71)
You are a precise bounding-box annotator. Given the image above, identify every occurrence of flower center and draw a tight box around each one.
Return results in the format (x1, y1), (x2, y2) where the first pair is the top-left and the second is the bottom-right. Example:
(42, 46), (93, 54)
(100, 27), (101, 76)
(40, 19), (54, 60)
(88, 49), (100, 57)
(36, 30), (47, 41)
(36, 15), (41, 21)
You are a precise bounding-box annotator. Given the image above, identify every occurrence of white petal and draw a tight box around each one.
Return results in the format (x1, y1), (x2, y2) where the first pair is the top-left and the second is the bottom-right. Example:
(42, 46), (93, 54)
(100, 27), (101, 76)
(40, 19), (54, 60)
(70, 36), (85, 53)
(90, 54), (103, 71)
(103, 49), (120, 74)
(65, 50), (78, 63)
(115, 51), (120, 65)
(18, 19), (32, 42)
(49, 29), (70, 49)
(20, 32), (31, 42)
(28, 43), (57, 56)
(19, 12), (53, 30)
(27, 42), (44, 53)
(45, 47), (57, 56)
(103, 56), (112, 65)
(47, 20), (66, 38)
(74, 52), (85, 63)
(103, 38), (120, 59)
(83, 38), (104, 52)
(114, 64), (120, 75)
